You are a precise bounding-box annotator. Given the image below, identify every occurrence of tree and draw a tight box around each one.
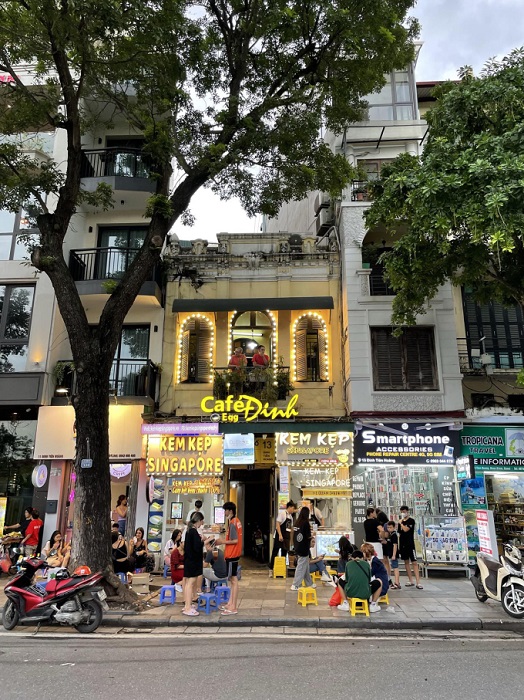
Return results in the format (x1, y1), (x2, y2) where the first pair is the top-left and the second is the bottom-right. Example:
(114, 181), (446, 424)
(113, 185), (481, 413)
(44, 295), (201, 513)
(0, 0), (418, 577)
(366, 49), (524, 330)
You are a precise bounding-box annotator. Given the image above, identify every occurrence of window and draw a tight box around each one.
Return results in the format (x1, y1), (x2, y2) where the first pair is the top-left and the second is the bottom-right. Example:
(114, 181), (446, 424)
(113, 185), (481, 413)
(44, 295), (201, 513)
(294, 315), (328, 382)
(0, 205), (39, 261)
(110, 325), (150, 396)
(0, 285), (35, 372)
(96, 225), (148, 279)
(365, 70), (415, 121)
(371, 327), (438, 391)
(179, 317), (213, 383)
(462, 292), (524, 369)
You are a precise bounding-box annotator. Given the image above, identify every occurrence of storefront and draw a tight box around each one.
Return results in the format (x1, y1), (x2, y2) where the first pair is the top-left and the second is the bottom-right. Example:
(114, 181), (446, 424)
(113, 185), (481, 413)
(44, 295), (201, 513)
(459, 424), (524, 557)
(0, 418), (39, 531)
(33, 405), (145, 546)
(353, 421), (461, 549)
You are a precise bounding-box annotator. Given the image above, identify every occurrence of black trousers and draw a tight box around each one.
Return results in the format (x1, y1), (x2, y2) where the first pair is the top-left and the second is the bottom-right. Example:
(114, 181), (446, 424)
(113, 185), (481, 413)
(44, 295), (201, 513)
(269, 537), (290, 569)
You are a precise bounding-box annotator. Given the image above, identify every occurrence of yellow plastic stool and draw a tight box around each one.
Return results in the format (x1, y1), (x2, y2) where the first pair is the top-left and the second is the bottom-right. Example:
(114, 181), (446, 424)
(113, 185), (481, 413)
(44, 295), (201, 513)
(297, 587), (318, 607)
(327, 568), (337, 576)
(379, 593), (389, 605)
(349, 598), (369, 617)
(311, 571), (321, 583)
(273, 556), (287, 579)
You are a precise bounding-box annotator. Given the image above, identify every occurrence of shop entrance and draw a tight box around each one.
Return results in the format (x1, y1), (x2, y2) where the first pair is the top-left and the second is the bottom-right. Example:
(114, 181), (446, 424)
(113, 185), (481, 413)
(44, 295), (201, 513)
(229, 468), (271, 568)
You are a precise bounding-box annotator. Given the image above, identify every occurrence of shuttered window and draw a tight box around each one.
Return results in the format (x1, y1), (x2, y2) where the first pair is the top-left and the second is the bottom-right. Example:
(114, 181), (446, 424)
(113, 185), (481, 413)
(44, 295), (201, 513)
(371, 327), (438, 391)
(462, 291), (524, 369)
(179, 319), (213, 383)
(294, 317), (328, 382)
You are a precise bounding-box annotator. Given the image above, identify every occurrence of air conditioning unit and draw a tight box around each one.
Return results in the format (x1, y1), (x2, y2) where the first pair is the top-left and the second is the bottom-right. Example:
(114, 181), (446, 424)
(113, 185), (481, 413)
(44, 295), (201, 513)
(314, 193), (331, 216)
(315, 207), (334, 235)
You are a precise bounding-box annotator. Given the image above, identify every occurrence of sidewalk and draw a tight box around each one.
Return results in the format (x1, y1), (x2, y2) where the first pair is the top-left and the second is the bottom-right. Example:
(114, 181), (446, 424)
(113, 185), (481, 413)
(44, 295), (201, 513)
(3, 570), (523, 632)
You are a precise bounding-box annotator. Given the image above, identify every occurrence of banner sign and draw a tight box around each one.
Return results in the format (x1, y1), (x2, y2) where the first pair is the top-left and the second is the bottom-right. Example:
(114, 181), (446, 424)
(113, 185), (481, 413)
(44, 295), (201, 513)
(146, 435), (223, 475)
(461, 425), (524, 472)
(354, 423), (459, 465)
(476, 509), (498, 557)
(223, 433), (255, 465)
(276, 432), (353, 464)
(141, 422), (219, 435)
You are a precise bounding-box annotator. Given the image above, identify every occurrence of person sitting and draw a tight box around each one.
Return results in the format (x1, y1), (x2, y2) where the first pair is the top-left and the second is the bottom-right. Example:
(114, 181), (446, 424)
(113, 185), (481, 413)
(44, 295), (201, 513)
(164, 528), (182, 568)
(111, 531), (134, 583)
(42, 531), (71, 569)
(129, 527), (152, 572)
(170, 541), (185, 593)
(309, 554), (336, 587)
(336, 549), (382, 614)
(202, 539), (228, 589)
(362, 541), (389, 601)
(336, 536), (354, 580)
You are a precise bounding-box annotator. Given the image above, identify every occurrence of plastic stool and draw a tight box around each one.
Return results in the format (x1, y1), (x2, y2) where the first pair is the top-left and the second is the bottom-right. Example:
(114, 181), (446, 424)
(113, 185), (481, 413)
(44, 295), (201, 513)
(116, 572), (128, 584)
(273, 556), (287, 579)
(379, 593), (389, 605)
(214, 584), (231, 605)
(163, 564), (170, 578)
(311, 571), (321, 583)
(197, 592), (218, 614)
(297, 587), (318, 607)
(327, 568), (337, 576)
(211, 578), (228, 590)
(349, 598), (369, 617)
(159, 585), (177, 605)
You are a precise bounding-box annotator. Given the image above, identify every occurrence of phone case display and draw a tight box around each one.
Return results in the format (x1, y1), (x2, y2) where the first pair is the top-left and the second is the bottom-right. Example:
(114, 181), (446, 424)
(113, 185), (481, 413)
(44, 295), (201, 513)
(366, 467), (435, 518)
(422, 516), (468, 567)
(311, 530), (355, 558)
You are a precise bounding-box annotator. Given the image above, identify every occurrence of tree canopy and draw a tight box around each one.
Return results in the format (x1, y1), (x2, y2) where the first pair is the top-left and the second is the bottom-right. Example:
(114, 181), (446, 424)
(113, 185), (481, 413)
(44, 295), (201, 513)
(0, 0), (418, 574)
(366, 49), (524, 328)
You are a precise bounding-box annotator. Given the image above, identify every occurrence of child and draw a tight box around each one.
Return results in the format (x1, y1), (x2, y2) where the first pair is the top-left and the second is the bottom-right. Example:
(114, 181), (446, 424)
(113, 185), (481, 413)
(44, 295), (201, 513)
(387, 520), (401, 589)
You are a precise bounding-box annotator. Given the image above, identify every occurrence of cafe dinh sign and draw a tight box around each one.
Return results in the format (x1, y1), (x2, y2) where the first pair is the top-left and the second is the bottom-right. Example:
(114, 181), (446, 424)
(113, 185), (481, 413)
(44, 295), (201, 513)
(146, 435), (223, 475)
(201, 394), (299, 422)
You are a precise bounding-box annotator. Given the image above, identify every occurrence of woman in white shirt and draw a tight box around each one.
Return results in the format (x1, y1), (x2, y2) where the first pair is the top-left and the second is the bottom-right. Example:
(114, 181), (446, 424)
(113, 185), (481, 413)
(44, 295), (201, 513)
(164, 528), (182, 567)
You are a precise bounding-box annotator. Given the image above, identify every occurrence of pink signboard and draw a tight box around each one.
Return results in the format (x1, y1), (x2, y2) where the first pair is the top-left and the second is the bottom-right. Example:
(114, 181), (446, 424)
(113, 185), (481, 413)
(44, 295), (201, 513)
(476, 509), (498, 557)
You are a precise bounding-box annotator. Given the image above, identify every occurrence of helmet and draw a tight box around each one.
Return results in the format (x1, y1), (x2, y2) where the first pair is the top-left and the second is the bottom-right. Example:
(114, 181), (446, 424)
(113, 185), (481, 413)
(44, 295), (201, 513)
(73, 565), (92, 576)
(55, 569), (70, 580)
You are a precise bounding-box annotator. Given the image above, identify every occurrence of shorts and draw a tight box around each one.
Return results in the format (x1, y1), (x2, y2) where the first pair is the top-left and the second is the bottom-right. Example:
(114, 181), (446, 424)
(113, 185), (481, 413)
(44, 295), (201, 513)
(400, 548), (417, 562)
(390, 558), (399, 570)
(226, 557), (240, 578)
(184, 563), (203, 579)
(370, 579), (382, 595)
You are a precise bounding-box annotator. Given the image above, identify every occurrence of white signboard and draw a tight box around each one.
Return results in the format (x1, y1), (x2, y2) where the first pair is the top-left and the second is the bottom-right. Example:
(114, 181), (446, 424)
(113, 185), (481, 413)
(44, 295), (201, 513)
(223, 433), (255, 465)
(476, 509), (498, 557)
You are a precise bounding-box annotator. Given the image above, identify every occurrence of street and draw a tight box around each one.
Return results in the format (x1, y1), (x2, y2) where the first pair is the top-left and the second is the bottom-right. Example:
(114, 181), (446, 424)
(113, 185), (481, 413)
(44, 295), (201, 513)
(0, 630), (523, 700)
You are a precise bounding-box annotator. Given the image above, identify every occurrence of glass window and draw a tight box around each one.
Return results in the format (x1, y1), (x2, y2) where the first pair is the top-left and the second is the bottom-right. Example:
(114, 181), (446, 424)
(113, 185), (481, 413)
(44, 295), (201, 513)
(396, 105), (414, 120)
(394, 71), (411, 102)
(0, 210), (15, 233)
(111, 325), (151, 396)
(366, 77), (393, 105)
(368, 105), (395, 121)
(0, 285), (35, 373)
(0, 236), (12, 260)
(96, 226), (148, 279)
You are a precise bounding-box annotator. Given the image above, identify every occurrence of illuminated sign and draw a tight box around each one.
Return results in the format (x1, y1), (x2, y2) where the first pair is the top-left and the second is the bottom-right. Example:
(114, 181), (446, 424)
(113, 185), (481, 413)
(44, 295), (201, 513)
(171, 478), (221, 495)
(201, 394), (299, 422)
(31, 464), (48, 488)
(355, 423), (459, 465)
(302, 489), (351, 499)
(146, 435), (223, 475)
(291, 465), (351, 489)
(141, 422), (219, 435)
(276, 431), (353, 463)
(0, 74), (15, 83)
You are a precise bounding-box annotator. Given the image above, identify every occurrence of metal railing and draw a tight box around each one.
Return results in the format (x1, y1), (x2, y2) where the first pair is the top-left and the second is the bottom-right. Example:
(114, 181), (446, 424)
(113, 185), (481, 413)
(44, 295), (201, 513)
(56, 359), (158, 399)
(80, 148), (151, 179)
(369, 270), (395, 296)
(69, 247), (163, 287)
(212, 365), (291, 402)
(351, 180), (372, 202)
(457, 338), (524, 372)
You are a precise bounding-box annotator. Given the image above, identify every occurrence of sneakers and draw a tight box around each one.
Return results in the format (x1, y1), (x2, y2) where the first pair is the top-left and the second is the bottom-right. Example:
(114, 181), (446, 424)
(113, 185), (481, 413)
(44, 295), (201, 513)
(174, 584), (183, 593)
(321, 572), (332, 582)
(337, 600), (349, 611)
(325, 579), (337, 588)
(310, 583), (316, 589)
(370, 602), (381, 613)
(290, 584), (300, 591)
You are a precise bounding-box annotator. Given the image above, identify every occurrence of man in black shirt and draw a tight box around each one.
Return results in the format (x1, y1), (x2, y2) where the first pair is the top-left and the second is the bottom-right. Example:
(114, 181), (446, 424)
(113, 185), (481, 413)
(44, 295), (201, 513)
(398, 505), (422, 589)
(363, 507), (383, 560)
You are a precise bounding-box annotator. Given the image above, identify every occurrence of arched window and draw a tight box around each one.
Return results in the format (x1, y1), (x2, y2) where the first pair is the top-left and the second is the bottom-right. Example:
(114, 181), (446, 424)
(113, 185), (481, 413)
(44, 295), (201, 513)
(294, 314), (328, 382)
(230, 310), (275, 364)
(177, 315), (214, 383)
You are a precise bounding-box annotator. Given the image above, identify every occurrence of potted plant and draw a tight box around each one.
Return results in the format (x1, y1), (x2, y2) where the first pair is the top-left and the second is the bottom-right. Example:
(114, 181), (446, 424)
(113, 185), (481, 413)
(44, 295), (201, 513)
(275, 357), (294, 400)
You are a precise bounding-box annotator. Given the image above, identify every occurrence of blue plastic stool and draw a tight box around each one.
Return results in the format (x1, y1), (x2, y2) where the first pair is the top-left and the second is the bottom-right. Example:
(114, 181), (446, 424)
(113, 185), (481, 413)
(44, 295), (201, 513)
(116, 572), (127, 584)
(163, 564), (170, 578)
(211, 578), (228, 590)
(159, 585), (177, 605)
(214, 584), (231, 605)
(197, 592), (218, 614)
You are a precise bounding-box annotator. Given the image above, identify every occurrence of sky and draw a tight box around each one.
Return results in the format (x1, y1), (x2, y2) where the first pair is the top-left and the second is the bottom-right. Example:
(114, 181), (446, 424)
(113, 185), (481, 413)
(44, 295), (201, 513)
(172, 0), (524, 243)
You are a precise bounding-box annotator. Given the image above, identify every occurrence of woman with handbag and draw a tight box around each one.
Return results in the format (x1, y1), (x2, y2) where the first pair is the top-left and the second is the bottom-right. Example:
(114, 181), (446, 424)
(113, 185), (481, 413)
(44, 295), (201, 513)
(290, 506), (314, 591)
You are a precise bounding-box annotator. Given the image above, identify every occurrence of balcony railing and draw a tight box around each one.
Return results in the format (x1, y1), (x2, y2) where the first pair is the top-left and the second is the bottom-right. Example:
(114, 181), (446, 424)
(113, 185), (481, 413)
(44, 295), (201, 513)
(80, 148), (151, 179)
(212, 366), (292, 403)
(369, 270), (395, 296)
(457, 338), (524, 373)
(351, 180), (372, 202)
(69, 247), (163, 287)
(56, 359), (158, 400)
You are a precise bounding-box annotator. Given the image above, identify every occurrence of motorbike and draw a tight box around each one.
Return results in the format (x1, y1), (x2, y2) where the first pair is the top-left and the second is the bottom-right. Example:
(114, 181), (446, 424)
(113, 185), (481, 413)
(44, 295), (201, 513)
(0, 542), (22, 576)
(471, 543), (524, 618)
(2, 557), (108, 633)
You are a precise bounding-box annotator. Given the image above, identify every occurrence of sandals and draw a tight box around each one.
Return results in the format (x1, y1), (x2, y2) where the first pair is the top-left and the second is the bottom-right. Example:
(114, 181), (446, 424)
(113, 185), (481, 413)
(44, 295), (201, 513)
(182, 609), (199, 616)
(220, 609), (238, 616)
(405, 582), (414, 587)
(416, 584), (424, 589)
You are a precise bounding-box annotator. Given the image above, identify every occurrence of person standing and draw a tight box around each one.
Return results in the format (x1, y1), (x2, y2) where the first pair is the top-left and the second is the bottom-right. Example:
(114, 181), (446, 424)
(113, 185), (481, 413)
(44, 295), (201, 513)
(302, 498), (324, 527)
(182, 512), (205, 617)
(252, 345), (270, 367)
(114, 495), (128, 536)
(290, 506), (314, 591)
(269, 500), (296, 572)
(215, 501), (242, 616)
(20, 509), (43, 556)
(363, 507), (383, 560)
(187, 500), (203, 523)
(398, 505), (423, 589)
(387, 520), (401, 589)
(228, 347), (247, 370)
(3, 507), (33, 537)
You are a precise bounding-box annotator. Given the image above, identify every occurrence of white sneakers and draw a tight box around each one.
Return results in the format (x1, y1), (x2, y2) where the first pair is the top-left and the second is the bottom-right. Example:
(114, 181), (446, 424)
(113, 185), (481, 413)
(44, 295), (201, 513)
(174, 584), (183, 593)
(321, 573), (337, 587)
(370, 602), (381, 613)
(337, 600), (349, 611)
(291, 583), (316, 591)
(337, 600), (381, 613)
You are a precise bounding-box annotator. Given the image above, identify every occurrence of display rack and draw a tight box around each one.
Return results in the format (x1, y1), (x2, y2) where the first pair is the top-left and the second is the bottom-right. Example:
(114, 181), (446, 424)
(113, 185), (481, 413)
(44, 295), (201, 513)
(421, 515), (469, 578)
(494, 504), (524, 544)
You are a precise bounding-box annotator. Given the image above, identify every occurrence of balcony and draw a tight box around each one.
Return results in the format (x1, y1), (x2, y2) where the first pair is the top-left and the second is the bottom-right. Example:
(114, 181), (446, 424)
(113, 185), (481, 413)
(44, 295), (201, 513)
(53, 359), (159, 405)
(369, 269), (395, 296)
(69, 247), (163, 304)
(457, 338), (524, 374)
(212, 366), (292, 403)
(80, 147), (156, 196)
(350, 180), (372, 202)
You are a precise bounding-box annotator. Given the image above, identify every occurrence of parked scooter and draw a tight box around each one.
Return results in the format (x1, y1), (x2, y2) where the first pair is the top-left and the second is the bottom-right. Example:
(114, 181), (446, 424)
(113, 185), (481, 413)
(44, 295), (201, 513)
(2, 557), (108, 633)
(471, 543), (524, 618)
(0, 543), (22, 576)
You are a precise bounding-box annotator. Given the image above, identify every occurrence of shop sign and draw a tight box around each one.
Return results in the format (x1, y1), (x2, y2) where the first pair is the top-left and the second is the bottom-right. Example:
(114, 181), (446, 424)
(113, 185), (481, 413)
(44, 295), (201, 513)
(350, 472), (366, 526)
(456, 455), (475, 480)
(279, 465), (289, 492)
(461, 425), (524, 472)
(201, 393), (299, 422)
(476, 509), (498, 557)
(141, 422), (219, 435)
(224, 433), (255, 465)
(354, 423), (458, 465)
(171, 478), (221, 495)
(31, 464), (48, 488)
(255, 437), (275, 463)
(302, 489), (351, 499)
(291, 465), (351, 490)
(146, 435), (223, 475)
(110, 463), (132, 479)
(276, 431), (353, 463)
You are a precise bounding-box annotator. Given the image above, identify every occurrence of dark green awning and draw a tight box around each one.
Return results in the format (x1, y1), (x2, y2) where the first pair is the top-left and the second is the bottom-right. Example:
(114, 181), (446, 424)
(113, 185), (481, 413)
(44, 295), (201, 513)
(172, 297), (334, 313)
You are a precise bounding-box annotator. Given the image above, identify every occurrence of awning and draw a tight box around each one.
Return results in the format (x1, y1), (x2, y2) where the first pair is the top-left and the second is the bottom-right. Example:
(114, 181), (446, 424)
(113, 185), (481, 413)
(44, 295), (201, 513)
(172, 296), (334, 313)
